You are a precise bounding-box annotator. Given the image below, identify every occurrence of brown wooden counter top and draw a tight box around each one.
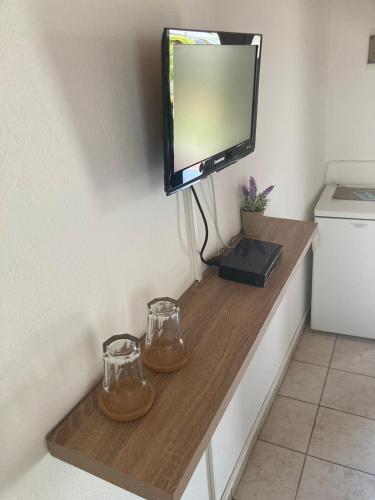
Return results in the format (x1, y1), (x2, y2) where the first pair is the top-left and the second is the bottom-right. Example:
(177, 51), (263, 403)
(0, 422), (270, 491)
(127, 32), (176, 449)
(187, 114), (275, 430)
(47, 217), (316, 500)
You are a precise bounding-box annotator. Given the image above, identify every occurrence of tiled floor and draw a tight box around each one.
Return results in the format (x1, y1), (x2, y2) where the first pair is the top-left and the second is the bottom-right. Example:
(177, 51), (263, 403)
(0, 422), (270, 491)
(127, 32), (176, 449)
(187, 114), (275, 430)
(234, 328), (375, 500)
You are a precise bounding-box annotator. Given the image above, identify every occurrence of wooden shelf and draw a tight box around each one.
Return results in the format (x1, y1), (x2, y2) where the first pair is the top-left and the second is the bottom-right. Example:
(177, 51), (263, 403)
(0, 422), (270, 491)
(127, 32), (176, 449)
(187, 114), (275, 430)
(47, 217), (316, 500)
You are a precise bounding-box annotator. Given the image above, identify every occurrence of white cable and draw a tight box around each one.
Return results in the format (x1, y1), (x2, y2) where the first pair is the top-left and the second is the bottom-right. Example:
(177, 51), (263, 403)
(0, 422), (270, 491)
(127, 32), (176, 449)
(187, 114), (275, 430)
(208, 176), (229, 249)
(183, 188), (202, 281)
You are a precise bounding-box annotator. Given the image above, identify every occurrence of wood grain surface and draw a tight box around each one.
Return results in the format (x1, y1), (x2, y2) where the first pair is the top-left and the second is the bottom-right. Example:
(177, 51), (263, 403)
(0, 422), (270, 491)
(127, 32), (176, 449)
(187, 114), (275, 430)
(47, 217), (316, 500)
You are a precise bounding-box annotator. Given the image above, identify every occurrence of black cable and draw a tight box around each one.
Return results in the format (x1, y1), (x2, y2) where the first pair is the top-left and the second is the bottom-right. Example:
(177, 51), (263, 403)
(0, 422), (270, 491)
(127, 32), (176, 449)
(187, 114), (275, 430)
(190, 185), (209, 265)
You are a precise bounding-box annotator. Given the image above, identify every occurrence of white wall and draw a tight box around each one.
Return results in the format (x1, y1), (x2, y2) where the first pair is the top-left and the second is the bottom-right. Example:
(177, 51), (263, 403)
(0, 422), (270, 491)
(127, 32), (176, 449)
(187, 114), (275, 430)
(1, 1), (328, 499)
(325, 0), (375, 161)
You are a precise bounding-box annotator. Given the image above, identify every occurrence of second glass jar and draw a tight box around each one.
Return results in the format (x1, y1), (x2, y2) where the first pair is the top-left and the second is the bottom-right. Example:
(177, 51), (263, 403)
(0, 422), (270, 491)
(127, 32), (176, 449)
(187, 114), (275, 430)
(143, 297), (188, 373)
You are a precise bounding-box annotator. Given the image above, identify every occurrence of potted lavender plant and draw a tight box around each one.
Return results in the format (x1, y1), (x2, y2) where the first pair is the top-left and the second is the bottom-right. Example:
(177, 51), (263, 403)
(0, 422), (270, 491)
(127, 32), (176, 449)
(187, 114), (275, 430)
(241, 177), (274, 237)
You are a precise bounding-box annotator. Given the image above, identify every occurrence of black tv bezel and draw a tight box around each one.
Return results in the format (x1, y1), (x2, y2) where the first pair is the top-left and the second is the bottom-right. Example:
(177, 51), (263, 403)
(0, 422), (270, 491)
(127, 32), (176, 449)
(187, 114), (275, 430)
(162, 27), (262, 196)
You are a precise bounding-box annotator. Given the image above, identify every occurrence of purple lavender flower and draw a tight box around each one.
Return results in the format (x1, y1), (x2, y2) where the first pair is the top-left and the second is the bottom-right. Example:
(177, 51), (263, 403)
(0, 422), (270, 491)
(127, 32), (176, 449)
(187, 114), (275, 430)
(249, 176), (257, 200)
(260, 185), (274, 198)
(241, 184), (250, 197)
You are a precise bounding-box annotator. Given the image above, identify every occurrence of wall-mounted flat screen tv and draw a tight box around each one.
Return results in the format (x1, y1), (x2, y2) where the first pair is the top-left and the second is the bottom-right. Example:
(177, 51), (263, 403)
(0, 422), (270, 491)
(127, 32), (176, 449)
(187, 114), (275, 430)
(162, 28), (262, 195)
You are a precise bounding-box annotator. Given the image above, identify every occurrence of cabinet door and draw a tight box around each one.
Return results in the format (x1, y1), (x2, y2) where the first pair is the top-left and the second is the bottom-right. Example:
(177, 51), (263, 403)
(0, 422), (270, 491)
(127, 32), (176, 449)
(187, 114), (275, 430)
(181, 453), (211, 500)
(210, 261), (307, 499)
(311, 217), (375, 337)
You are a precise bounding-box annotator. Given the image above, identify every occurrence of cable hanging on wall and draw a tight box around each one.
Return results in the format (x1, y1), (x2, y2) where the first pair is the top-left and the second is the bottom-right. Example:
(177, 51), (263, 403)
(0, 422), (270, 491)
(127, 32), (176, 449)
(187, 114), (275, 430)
(190, 186), (210, 265)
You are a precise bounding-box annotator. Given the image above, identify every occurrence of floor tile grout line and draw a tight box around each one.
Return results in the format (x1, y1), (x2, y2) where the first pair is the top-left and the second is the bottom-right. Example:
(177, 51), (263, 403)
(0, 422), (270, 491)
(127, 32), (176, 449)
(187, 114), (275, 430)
(328, 366), (375, 380)
(316, 334), (337, 409)
(292, 358), (330, 369)
(273, 395), (375, 424)
(257, 438), (306, 456)
(307, 453), (375, 479)
(257, 414), (375, 482)
(276, 394), (318, 408)
(294, 334), (338, 500)
(290, 358), (330, 369)
(319, 404), (375, 423)
(292, 409), (318, 499)
(335, 332), (375, 343)
(327, 334), (338, 371)
(277, 394), (322, 406)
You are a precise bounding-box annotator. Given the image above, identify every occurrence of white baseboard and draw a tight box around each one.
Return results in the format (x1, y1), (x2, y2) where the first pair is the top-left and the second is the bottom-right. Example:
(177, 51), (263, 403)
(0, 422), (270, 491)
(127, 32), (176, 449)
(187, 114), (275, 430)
(221, 307), (309, 500)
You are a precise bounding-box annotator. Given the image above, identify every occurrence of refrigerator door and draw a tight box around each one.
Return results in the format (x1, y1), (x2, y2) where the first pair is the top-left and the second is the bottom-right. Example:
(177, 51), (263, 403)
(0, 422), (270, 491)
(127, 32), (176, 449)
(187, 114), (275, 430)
(311, 217), (375, 338)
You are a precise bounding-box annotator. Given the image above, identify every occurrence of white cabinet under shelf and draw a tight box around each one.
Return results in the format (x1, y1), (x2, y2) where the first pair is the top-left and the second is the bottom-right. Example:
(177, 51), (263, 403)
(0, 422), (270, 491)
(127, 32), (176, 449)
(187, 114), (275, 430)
(181, 455), (211, 500)
(210, 259), (308, 499)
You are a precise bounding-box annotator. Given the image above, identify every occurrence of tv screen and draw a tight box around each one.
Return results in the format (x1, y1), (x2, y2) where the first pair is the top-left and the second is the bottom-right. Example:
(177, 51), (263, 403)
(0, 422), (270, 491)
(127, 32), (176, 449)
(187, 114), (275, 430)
(162, 28), (262, 195)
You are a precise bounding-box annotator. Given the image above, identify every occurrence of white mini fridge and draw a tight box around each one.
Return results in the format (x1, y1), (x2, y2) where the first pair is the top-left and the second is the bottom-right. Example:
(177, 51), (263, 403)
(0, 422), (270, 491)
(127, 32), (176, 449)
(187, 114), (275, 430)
(311, 185), (375, 339)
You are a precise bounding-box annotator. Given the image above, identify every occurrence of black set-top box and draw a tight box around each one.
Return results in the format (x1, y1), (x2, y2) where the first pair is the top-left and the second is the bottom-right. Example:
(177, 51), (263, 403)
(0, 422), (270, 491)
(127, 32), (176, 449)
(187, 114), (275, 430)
(218, 238), (283, 287)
